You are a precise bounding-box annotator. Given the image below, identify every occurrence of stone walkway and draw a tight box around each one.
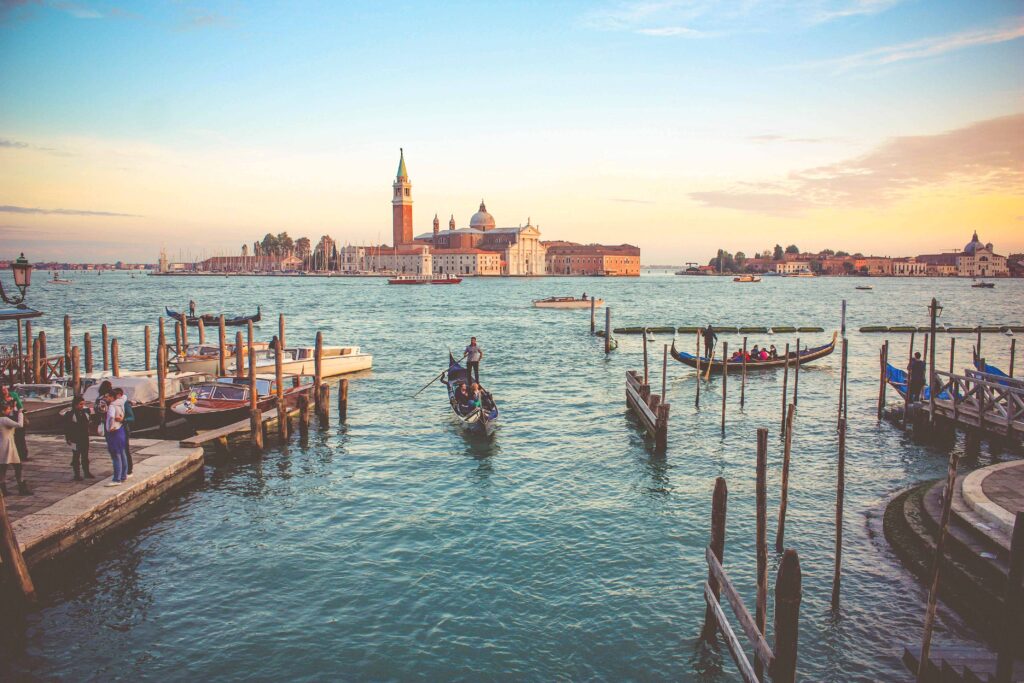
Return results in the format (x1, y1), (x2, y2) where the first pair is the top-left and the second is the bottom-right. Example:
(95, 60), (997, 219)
(960, 458), (1024, 545)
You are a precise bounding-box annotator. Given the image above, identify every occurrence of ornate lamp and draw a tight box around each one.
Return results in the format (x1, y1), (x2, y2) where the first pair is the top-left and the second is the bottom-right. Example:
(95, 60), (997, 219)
(1, 253), (33, 305)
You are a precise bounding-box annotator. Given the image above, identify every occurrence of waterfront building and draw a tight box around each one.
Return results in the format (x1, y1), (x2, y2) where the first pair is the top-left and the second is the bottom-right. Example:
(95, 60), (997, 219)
(430, 248), (502, 276)
(360, 244), (432, 275)
(853, 256), (892, 275)
(775, 260), (813, 275)
(544, 242), (641, 276)
(892, 257), (928, 276)
(954, 231), (1007, 277)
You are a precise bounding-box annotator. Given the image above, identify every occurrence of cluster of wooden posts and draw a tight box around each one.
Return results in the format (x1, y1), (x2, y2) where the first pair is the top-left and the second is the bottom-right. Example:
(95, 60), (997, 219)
(624, 332), (670, 450)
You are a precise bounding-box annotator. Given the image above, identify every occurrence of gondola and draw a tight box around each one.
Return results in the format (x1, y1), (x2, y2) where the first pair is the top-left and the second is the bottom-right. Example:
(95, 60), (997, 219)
(885, 363), (953, 401)
(166, 305), (261, 327)
(670, 331), (837, 371)
(440, 353), (499, 436)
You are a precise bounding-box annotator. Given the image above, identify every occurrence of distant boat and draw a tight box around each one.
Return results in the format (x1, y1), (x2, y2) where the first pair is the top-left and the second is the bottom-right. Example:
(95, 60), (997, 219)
(533, 296), (603, 309)
(733, 275), (762, 283)
(50, 270), (72, 284)
(166, 305), (262, 327)
(387, 274), (462, 285)
(856, 285), (873, 290)
(972, 281), (995, 288)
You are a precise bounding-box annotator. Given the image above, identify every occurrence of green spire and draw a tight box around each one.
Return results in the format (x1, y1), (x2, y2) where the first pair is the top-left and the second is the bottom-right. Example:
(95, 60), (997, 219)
(396, 148), (408, 179)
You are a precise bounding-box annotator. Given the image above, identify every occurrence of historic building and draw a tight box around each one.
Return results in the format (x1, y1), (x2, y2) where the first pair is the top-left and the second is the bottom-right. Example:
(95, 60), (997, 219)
(392, 149), (413, 246)
(431, 248), (502, 276)
(955, 231), (1007, 277)
(892, 257), (928, 276)
(544, 242), (640, 276)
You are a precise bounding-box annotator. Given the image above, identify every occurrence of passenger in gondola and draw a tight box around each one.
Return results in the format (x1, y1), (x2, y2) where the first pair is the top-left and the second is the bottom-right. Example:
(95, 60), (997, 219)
(730, 349), (743, 362)
(582, 292), (587, 300)
(759, 348), (770, 361)
(454, 383), (470, 411)
(468, 383), (483, 410)
(750, 345), (760, 361)
(769, 345), (778, 359)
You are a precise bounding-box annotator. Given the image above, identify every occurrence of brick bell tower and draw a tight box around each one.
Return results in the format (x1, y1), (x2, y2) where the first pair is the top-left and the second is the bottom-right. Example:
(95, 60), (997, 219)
(392, 148), (413, 245)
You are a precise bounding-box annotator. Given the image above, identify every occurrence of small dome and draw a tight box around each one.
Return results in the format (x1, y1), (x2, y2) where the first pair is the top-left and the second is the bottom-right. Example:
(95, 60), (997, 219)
(469, 200), (495, 231)
(964, 231), (983, 255)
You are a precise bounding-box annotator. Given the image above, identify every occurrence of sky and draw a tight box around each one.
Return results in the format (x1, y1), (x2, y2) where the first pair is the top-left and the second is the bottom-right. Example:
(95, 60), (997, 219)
(1, 0), (1022, 264)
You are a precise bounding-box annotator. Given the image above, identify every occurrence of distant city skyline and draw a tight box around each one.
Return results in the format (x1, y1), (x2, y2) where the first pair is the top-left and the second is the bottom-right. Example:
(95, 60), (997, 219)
(1, 0), (1022, 263)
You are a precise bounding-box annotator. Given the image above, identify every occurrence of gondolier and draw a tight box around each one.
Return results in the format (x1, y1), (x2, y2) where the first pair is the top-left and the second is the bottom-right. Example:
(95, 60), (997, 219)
(702, 324), (717, 359)
(189, 299), (196, 317)
(465, 337), (483, 384)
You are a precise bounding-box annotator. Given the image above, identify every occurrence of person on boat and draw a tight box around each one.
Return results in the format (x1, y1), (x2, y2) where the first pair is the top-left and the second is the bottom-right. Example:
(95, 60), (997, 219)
(465, 337), (483, 384)
(468, 383), (483, 410)
(908, 351), (926, 402)
(64, 395), (94, 481)
(1, 384), (28, 462)
(582, 292), (587, 300)
(703, 325), (717, 359)
(750, 345), (760, 361)
(454, 383), (471, 412)
(189, 299), (197, 317)
(730, 349), (743, 362)
(769, 345), (778, 359)
(759, 348), (769, 361)
(0, 400), (29, 495)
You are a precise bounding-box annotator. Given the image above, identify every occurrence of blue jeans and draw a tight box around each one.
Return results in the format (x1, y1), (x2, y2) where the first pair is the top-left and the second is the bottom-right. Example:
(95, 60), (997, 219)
(105, 428), (128, 482)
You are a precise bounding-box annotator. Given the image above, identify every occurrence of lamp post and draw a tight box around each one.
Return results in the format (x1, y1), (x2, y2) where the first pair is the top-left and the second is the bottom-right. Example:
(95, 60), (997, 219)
(0, 254), (32, 305)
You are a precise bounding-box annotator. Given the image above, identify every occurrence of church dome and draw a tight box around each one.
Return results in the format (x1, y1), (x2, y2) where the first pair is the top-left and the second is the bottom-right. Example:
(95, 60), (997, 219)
(469, 200), (495, 231)
(964, 231), (983, 255)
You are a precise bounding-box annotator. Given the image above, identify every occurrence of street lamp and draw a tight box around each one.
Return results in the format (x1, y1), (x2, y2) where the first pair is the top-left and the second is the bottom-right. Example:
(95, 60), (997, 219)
(0, 253), (33, 305)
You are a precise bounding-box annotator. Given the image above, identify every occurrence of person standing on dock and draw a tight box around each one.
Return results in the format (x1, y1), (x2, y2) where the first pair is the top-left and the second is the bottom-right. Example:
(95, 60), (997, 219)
(64, 395), (93, 480)
(465, 337), (483, 385)
(0, 401), (30, 495)
(189, 299), (197, 317)
(908, 351), (926, 402)
(703, 324), (717, 359)
(1, 384), (29, 462)
(103, 388), (128, 487)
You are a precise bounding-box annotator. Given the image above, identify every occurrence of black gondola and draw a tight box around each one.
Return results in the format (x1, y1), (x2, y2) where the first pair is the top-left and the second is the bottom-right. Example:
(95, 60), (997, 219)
(166, 305), (261, 327)
(440, 352), (499, 436)
(670, 331), (837, 371)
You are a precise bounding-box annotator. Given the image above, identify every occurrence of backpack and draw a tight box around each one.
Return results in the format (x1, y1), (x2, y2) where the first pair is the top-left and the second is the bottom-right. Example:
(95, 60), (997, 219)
(124, 400), (136, 424)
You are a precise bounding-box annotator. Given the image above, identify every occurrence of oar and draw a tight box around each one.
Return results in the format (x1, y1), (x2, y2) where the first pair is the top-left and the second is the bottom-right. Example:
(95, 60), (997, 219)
(704, 341), (716, 381)
(411, 353), (467, 398)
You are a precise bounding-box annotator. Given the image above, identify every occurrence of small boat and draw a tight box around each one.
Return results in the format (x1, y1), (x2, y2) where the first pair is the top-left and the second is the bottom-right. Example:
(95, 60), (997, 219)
(13, 382), (79, 432)
(172, 342), (272, 374)
(234, 345), (373, 378)
(50, 271), (72, 284)
(75, 374), (206, 430)
(733, 275), (762, 283)
(166, 306), (262, 326)
(170, 374), (316, 431)
(971, 281), (995, 289)
(387, 274), (462, 285)
(532, 296), (604, 309)
(855, 285), (874, 291)
(441, 353), (499, 436)
(670, 332), (837, 371)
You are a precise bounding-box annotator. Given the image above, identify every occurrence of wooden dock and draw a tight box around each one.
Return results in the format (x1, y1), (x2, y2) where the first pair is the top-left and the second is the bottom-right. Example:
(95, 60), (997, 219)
(925, 369), (1024, 439)
(625, 369), (669, 450)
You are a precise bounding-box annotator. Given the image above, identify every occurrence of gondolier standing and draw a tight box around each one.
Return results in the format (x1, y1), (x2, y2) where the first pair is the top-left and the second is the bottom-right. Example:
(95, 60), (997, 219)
(465, 337), (483, 385)
(189, 299), (197, 317)
(702, 324), (717, 359)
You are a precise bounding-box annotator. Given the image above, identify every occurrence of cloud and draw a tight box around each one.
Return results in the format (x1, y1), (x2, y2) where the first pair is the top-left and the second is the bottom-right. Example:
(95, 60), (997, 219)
(50, 1), (100, 19)
(179, 11), (232, 31)
(0, 139), (29, 149)
(747, 134), (837, 144)
(0, 137), (74, 156)
(635, 25), (705, 37)
(0, 205), (140, 217)
(691, 113), (1024, 215)
(811, 21), (1024, 72)
(609, 197), (656, 204)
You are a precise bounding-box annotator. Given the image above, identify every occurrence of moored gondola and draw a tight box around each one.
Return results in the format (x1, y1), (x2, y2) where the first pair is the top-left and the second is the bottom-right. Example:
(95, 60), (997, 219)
(670, 331), (837, 371)
(440, 353), (499, 436)
(166, 305), (261, 327)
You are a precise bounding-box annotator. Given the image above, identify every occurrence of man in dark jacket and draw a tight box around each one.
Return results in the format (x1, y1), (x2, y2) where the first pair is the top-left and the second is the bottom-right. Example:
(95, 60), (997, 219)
(703, 324), (718, 359)
(908, 351), (927, 402)
(64, 395), (93, 480)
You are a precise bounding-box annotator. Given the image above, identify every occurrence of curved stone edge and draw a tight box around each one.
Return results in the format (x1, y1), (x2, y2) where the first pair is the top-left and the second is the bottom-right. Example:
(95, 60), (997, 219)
(960, 459), (1023, 539)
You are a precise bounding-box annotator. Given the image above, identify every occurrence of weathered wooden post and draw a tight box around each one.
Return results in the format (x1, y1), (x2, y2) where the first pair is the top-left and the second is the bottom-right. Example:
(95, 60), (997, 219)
(661, 344), (668, 404)
(878, 340), (889, 420)
(23, 321), (31, 380)
(642, 330), (649, 385)
(948, 337), (955, 375)
(157, 344), (167, 431)
(246, 320), (254, 357)
(995, 512), (1023, 683)
(832, 418), (847, 609)
(590, 297), (596, 334)
(903, 333), (913, 430)
(928, 299), (939, 426)
(279, 313), (286, 351)
(793, 337), (800, 405)
(754, 427), (769, 681)
(318, 383), (330, 427)
(297, 394), (310, 439)
(174, 321), (182, 358)
(741, 336), (747, 408)
(144, 325), (151, 371)
(63, 314), (72, 373)
(219, 315), (227, 376)
(700, 477), (728, 641)
(38, 331), (47, 379)
(102, 323), (109, 370)
(604, 308), (611, 354)
(71, 346), (81, 395)
(275, 339), (286, 439)
(838, 337), (848, 431)
(157, 317), (165, 367)
(181, 310), (189, 350)
(695, 332), (701, 408)
(249, 345), (263, 449)
(235, 331), (244, 378)
(781, 342), (790, 435)
(338, 378), (349, 421)
(916, 449), (962, 682)
(1010, 338), (1016, 378)
(31, 337), (40, 383)
(197, 317), (206, 345)
(314, 331), (324, 412)
(776, 403), (796, 552)
(84, 331), (93, 374)
(16, 319), (23, 382)
(772, 549), (802, 683)
(0, 491), (36, 602)
(976, 325), (982, 358)
(111, 338), (120, 377)
(720, 342), (728, 434)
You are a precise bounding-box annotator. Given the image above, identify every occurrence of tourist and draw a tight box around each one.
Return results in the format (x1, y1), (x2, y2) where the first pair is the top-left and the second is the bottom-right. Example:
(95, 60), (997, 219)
(64, 395), (93, 480)
(114, 387), (135, 478)
(769, 345), (778, 360)
(93, 380), (113, 433)
(750, 345), (760, 361)
(759, 348), (770, 361)
(455, 383), (470, 411)
(468, 383), (483, 409)
(908, 351), (926, 402)
(1, 384), (29, 462)
(104, 388), (128, 486)
(465, 337), (483, 384)
(702, 325), (717, 359)
(0, 401), (29, 495)
(581, 292), (587, 300)
(189, 299), (197, 317)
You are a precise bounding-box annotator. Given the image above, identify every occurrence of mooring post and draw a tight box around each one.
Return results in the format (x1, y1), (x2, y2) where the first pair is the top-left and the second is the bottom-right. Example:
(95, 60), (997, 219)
(249, 345), (263, 449)
(793, 337), (800, 405)
(235, 331), (244, 378)
(71, 346), (81, 396)
(275, 339), (286, 440)
(903, 332), (913, 430)
(948, 337), (955, 375)
(700, 477), (728, 641)
(144, 325), (151, 371)
(590, 297), (596, 335)
(157, 317), (165, 368)
(314, 331), (324, 413)
(318, 383), (330, 427)
(838, 337), (848, 431)
(174, 321), (182, 359)
(297, 394), (310, 440)
(720, 342), (728, 434)
(246, 320), (254, 358)
(279, 313), (286, 352)
(995, 511), (1023, 683)
(695, 332), (701, 408)
(218, 315), (227, 376)
(16, 319), (23, 382)
(0, 491), (36, 602)
(338, 378), (349, 421)
(661, 344), (668, 404)
(754, 427), (769, 681)
(39, 331), (47, 379)
(32, 337), (40, 383)
(181, 306), (189, 350)
(741, 336), (747, 408)
(111, 338), (120, 377)
(157, 344), (167, 431)
(605, 308), (611, 354)
(841, 299), (846, 339)
(63, 314), (72, 373)
(929, 299), (938, 426)
(832, 417), (846, 609)
(776, 403), (796, 552)
(976, 325), (982, 358)
(23, 321), (31, 381)
(197, 317), (206, 346)
(782, 342), (790, 436)
(878, 341), (888, 421)
(1010, 338), (1016, 379)
(772, 549), (802, 683)
(642, 330), (649, 384)
(916, 449), (962, 682)
(84, 331), (93, 374)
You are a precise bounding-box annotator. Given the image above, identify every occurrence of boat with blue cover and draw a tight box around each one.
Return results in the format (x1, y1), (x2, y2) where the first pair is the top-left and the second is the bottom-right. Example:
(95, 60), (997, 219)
(440, 353), (499, 436)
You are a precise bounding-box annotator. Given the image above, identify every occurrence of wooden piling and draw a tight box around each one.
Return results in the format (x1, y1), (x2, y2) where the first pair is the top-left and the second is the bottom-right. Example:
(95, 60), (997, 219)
(776, 403), (796, 552)
(720, 342), (728, 434)
(695, 332), (701, 408)
(102, 324), (109, 370)
(279, 313), (286, 351)
(63, 314), (72, 372)
(246, 320), (254, 357)
(174, 321), (182, 358)
(1010, 338), (1016, 379)
(111, 338), (120, 377)
(878, 341), (889, 420)
(995, 511), (1023, 683)
(661, 344), (668, 404)
(23, 321), (31, 380)
(84, 332), (93, 374)
(772, 550), (802, 683)
(249, 345), (263, 449)
(948, 337), (955, 375)
(781, 342), (790, 436)
(976, 325), (982, 358)
(297, 394), (310, 439)
(39, 331), (47, 376)
(755, 427), (769, 681)
(157, 317), (165, 367)
(314, 331), (324, 412)
(832, 418), (847, 609)
(318, 382), (330, 427)
(144, 325), (151, 371)
(590, 297), (596, 334)
(157, 343), (167, 431)
(741, 337), (747, 409)
(604, 308), (611, 354)
(31, 337), (40, 383)
(218, 315), (227, 376)
(838, 338), (848, 431)
(16, 319), (23, 382)
(916, 449), (962, 682)
(903, 333), (913, 430)
(338, 378), (349, 421)
(793, 337), (800, 405)
(275, 339), (286, 439)
(700, 477), (728, 641)
(642, 330), (649, 384)
(0, 491), (36, 602)
(235, 331), (244, 378)
(181, 309), (188, 349)
(71, 346), (81, 395)
(928, 299), (938, 426)
(197, 317), (206, 345)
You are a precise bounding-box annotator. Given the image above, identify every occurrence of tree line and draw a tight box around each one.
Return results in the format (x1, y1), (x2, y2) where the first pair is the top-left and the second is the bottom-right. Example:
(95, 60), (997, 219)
(707, 245), (862, 273)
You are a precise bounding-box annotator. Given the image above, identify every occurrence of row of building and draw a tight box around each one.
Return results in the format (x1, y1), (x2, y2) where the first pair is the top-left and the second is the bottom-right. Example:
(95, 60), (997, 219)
(183, 150), (641, 277)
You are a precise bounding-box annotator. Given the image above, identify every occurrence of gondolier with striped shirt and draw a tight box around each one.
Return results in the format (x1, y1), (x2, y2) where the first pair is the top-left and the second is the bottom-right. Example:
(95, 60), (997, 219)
(465, 337), (483, 385)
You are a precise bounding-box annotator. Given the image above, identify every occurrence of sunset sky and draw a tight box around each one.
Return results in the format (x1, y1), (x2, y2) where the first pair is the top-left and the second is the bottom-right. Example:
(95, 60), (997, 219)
(1, 0), (1022, 263)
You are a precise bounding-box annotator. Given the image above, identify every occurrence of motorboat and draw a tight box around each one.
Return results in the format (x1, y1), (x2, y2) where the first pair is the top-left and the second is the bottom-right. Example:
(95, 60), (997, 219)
(170, 373), (316, 430)
(733, 275), (762, 283)
(532, 296), (604, 309)
(387, 274), (462, 285)
(13, 382), (78, 432)
(227, 345), (373, 378)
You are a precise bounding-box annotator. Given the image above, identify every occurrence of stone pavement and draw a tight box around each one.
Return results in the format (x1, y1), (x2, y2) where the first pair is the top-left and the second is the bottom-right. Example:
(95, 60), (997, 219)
(960, 458), (1024, 546)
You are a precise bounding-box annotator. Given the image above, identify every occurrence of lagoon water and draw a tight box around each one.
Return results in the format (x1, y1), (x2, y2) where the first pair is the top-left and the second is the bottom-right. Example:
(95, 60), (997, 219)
(2, 272), (1022, 681)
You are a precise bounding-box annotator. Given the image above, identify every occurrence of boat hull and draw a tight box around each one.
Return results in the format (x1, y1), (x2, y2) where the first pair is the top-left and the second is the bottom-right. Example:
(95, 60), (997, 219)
(234, 353), (373, 378)
(23, 401), (70, 433)
(670, 332), (837, 371)
(533, 298), (604, 309)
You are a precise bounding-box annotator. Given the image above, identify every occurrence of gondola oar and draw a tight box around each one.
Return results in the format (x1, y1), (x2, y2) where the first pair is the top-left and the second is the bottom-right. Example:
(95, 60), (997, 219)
(703, 339), (717, 381)
(411, 353), (467, 398)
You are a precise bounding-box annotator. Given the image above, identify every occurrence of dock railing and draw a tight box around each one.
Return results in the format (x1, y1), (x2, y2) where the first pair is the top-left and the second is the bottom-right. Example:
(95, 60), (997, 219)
(930, 370), (1024, 437)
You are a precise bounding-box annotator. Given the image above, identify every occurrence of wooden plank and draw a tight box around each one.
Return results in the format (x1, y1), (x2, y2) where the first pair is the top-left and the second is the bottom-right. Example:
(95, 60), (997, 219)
(706, 545), (776, 670)
(626, 380), (659, 429)
(180, 407), (281, 446)
(704, 582), (759, 683)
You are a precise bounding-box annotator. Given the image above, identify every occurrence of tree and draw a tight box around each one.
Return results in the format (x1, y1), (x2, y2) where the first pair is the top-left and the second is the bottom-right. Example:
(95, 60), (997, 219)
(295, 237), (311, 259)
(835, 250), (849, 257)
(773, 244), (784, 261)
(819, 248), (835, 257)
(785, 244), (800, 254)
(842, 261), (855, 274)
(261, 233), (278, 257)
(810, 260), (823, 274)
(734, 251), (747, 267)
(277, 232), (294, 256)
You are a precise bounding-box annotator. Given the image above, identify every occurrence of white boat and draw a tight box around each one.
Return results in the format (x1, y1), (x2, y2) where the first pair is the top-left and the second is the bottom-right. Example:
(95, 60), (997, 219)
(50, 271), (72, 284)
(532, 296), (604, 309)
(14, 382), (79, 432)
(229, 345), (373, 378)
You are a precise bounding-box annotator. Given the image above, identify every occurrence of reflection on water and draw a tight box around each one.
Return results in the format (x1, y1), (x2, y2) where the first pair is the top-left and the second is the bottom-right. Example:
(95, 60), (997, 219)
(2, 273), (1022, 680)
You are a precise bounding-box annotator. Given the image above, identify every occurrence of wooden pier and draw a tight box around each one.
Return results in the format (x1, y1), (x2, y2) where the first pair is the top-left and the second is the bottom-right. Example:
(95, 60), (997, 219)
(625, 369), (669, 450)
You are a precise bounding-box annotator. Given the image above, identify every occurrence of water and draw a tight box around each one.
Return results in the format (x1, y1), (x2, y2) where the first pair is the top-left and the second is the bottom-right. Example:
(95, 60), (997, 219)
(2, 272), (1022, 681)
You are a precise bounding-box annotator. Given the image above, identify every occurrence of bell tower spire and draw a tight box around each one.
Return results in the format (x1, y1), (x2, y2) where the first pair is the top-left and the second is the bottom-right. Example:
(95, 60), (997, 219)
(392, 148), (413, 245)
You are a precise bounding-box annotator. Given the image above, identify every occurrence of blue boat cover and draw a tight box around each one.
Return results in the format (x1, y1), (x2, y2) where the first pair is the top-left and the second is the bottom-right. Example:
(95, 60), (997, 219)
(886, 363), (953, 400)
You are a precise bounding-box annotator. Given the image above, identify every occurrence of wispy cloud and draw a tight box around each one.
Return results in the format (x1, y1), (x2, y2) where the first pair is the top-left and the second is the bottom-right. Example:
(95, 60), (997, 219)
(0, 137), (74, 156)
(0, 205), (140, 217)
(691, 113), (1024, 215)
(609, 197), (656, 204)
(811, 20), (1024, 72)
(747, 134), (838, 144)
(51, 1), (100, 19)
(179, 10), (232, 31)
